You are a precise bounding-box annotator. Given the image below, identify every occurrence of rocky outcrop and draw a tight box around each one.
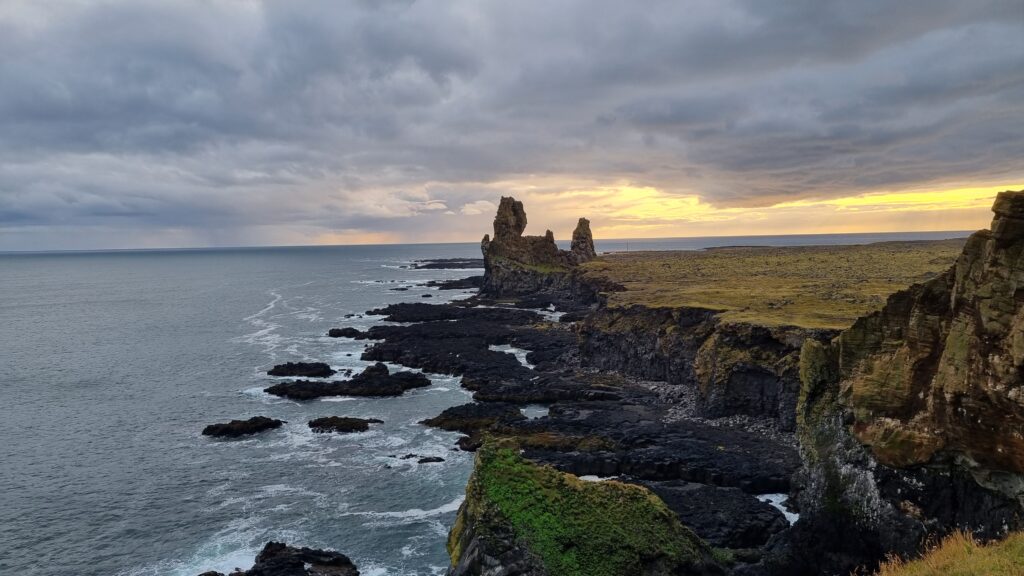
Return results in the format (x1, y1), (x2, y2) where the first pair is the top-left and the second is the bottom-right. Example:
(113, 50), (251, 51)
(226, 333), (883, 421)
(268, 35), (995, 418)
(570, 218), (597, 262)
(308, 416), (383, 433)
(198, 541), (359, 576)
(480, 197), (596, 296)
(267, 362), (335, 378)
(201, 416), (284, 438)
(264, 363), (431, 400)
(787, 190), (1024, 574)
(579, 306), (834, 431)
(447, 441), (724, 576)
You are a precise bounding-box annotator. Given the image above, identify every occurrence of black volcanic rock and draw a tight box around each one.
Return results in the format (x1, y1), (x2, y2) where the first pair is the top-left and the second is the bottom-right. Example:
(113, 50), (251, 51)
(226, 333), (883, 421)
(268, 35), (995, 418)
(308, 416), (383, 434)
(327, 327), (363, 338)
(424, 276), (483, 290)
(637, 480), (788, 548)
(417, 456), (445, 464)
(264, 363), (430, 400)
(267, 362), (335, 378)
(420, 402), (526, 433)
(202, 416), (284, 438)
(412, 258), (484, 269)
(197, 541), (359, 576)
(366, 302), (541, 324)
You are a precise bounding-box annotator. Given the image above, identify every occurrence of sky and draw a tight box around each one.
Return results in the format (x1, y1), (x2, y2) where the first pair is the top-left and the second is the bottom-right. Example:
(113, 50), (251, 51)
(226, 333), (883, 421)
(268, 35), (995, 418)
(1, 1), (1022, 251)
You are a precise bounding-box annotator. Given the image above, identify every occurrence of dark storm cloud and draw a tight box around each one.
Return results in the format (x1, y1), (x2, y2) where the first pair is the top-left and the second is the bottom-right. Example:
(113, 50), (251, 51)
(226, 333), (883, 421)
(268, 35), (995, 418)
(0, 0), (1022, 249)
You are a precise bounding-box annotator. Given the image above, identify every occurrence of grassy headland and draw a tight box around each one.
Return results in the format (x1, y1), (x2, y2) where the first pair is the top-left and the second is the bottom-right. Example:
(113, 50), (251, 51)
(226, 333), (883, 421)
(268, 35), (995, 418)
(581, 239), (965, 330)
(454, 441), (715, 576)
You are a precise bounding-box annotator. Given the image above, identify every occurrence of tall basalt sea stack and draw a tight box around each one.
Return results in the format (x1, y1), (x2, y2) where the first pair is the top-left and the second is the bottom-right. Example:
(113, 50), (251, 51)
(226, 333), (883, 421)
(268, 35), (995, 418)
(789, 190), (1024, 573)
(480, 197), (595, 296)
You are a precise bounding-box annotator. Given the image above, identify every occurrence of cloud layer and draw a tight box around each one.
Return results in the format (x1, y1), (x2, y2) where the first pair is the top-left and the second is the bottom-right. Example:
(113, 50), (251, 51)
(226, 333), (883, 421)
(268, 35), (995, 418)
(1, 0), (1022, 249)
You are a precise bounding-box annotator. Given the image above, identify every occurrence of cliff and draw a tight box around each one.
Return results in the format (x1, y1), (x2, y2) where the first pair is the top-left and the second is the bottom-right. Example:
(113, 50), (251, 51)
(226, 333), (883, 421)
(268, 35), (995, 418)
(447, 440), (724, 576)
(791, 190), (1024, 573)
(576, 242), (962, 431)
(480, 197), (595, 296)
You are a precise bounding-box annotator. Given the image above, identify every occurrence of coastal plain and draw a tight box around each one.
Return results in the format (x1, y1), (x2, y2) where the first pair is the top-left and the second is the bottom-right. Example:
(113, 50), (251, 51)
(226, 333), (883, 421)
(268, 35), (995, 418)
(582, 239), (966, 329)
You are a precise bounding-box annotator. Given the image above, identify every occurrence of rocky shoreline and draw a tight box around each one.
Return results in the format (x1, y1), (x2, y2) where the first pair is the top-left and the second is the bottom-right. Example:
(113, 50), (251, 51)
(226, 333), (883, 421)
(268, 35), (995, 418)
(198, 192), (1024, 575)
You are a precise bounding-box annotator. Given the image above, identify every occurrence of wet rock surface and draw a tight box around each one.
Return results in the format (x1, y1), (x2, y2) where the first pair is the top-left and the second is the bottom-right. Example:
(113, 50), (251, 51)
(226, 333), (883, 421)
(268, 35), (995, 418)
(308, 416), (383, 434)
(267, 362), (335, 378)
(202, 416), (284, 438)
(264, 363), (430, 400)
(198, 541), (359, 576)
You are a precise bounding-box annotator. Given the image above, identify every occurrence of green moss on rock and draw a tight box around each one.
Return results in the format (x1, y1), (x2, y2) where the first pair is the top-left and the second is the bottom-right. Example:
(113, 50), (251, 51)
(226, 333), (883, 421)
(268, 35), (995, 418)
(454, 441), (721, 576)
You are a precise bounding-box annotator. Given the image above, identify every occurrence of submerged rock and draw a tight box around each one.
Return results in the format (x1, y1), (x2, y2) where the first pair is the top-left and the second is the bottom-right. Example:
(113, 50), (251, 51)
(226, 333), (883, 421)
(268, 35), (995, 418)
(197, 541), (359, 576)
(201, 416), (284, 438)
(264, 363), (430, 400)
(267, 362), (335, 378)
(308, 416), (383, 434)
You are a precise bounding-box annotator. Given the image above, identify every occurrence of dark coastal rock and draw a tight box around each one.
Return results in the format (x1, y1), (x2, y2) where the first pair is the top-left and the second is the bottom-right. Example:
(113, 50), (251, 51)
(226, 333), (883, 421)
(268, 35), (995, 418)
(578, 305), (834, 431)
(418, 456), (445, 464)
(424, 276), (483, 290)
(327, 327), (363, 338)
(636, 480), (788, 549)
(412, 258), (485, 270)
(197, 541), (359, 576)
(420, 402), (526, 433)
(264, 363), (430, 400)
(308, 416), (383, 433)
(366, 302), (541, 324)
(267, 362), (335, 378)
(202, 416), (284, 438)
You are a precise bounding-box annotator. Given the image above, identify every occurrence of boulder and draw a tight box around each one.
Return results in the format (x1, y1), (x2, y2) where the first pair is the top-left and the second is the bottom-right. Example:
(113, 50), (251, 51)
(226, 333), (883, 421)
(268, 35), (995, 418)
(308, 416), (383, 433)
(327, 327), (363, 338)
(267, 362), (335, 378)
(202, 416), (284, 438)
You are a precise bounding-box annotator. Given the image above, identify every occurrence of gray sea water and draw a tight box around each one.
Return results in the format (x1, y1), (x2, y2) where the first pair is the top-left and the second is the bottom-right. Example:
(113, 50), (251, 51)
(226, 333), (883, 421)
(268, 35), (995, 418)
(0, 232), (970, 576)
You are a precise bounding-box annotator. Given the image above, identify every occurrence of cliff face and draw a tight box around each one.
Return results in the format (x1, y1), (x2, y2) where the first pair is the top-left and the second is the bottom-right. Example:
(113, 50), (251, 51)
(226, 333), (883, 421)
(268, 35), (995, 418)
(480, 197), (595, 296)
(579, 306), (833, 430)
(794, 190), (1024, 569)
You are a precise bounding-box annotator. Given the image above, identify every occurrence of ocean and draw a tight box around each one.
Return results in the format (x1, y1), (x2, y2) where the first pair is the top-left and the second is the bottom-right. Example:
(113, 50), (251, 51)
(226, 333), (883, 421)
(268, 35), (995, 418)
(0, 231), (969, 576)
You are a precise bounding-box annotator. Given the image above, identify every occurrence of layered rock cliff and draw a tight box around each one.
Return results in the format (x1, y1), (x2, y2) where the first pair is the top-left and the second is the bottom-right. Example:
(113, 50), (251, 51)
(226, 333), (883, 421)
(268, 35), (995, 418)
(480, 197), (595, 296)
(788, 190), (1024, 573)
(579, 307), (834, 431)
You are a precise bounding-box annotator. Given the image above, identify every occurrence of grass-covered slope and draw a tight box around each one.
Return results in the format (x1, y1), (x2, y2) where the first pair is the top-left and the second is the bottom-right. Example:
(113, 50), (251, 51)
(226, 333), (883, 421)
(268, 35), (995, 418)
(449, 441), (720, 576)
(581, 239), (964, 329)
(875, 531), (1024, 576)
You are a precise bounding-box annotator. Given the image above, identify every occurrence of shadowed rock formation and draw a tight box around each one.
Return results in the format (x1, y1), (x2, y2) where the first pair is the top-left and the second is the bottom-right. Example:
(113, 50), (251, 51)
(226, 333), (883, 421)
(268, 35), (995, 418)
(480, 197), (595, 295)
(777, 190), (1024, 574)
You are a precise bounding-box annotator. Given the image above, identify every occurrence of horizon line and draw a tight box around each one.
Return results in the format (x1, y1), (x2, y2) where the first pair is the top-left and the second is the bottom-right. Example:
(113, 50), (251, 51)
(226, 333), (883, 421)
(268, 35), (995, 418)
(0, 228), (976, 256)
